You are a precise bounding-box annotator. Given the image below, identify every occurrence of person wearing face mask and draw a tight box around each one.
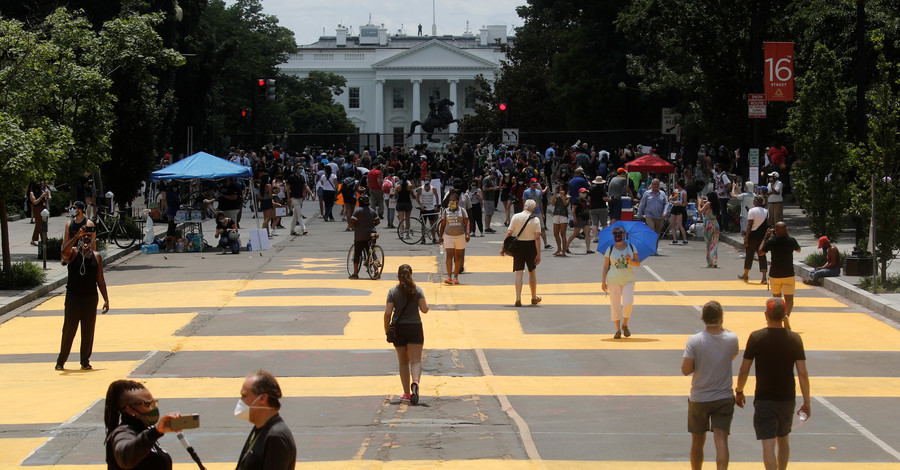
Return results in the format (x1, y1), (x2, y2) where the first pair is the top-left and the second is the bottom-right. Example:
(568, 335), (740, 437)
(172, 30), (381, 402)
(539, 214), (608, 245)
(602, 226), (641, 339)
(62, 201), (96, 253)
(439, 192), (469, 284)
(56, 226), (109, 371)
(215, 212), (240, 254)
(235, 370), (297, 470)
(104, 380), (180, 470)
(566, 188), (594, 254)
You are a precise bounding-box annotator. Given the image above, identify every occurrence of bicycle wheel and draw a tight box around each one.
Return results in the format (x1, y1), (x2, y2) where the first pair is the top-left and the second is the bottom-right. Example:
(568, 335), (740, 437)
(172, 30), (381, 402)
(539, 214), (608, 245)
(113, 221), (138, 249)
(367, 245), (384, 279)
(346, 244), (356, 276)
(398, 217), (425, 245)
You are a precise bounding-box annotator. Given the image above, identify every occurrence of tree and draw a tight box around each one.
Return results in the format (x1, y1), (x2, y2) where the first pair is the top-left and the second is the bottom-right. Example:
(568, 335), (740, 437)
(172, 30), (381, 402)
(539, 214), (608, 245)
(280, 71), (355, 134)
(458, 75), (503, 143)
(0, 10), (115, 272)
(847, 35), (900, 284)
(787, 43), (851, 239)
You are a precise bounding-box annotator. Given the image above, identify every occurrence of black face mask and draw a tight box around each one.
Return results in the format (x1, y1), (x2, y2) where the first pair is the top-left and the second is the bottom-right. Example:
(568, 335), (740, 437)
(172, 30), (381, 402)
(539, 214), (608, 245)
(613, 233), (625, 242)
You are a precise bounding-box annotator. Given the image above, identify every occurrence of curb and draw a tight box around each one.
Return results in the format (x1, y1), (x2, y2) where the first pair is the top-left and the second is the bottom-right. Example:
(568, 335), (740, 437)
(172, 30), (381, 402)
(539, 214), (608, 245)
(720, 232), (900, 324)
(0, 245), (138, 320)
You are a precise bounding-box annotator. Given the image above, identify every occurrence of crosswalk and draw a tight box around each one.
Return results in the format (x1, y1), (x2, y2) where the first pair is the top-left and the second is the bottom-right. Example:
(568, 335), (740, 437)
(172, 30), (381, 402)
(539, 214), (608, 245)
(1, 248), (899, 469)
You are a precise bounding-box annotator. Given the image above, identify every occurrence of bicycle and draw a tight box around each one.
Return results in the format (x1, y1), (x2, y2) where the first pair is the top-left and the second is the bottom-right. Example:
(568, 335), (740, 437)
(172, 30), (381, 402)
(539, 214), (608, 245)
(346, 233), (384, 279)
(397, 210), (440, 245)
(94, 209), (139, 249)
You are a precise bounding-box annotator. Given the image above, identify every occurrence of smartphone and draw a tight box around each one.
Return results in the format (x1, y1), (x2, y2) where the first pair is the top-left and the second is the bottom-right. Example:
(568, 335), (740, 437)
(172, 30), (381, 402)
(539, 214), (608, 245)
(170, 414), (200, 431)
(84, 226), (96, 233)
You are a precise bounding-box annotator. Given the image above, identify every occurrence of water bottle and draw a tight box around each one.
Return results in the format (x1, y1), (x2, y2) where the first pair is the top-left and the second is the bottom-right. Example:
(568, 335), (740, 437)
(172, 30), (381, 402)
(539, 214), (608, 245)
(439, 242), (444, 254)
(247, 241), (252, 252)
(798, 410), (808, 421)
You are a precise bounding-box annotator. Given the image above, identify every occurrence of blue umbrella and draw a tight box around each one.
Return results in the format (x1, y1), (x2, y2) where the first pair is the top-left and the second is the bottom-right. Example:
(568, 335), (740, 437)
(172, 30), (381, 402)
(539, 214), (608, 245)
(596, 221), (658, 261)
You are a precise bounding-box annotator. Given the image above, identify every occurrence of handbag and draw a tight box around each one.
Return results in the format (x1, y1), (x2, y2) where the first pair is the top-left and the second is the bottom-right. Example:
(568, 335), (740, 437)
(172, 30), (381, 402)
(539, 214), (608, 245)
(503, 214), (536, 256)
(386, 294), (406, 343)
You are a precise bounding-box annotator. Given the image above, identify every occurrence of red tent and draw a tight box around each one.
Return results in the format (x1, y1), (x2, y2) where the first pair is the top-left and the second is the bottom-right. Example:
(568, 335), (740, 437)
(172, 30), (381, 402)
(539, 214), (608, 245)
(625, 154), (675, 173)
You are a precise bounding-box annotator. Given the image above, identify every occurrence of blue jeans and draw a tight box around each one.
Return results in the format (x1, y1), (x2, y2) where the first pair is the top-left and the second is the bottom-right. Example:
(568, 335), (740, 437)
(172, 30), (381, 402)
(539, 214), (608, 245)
(219, 236), (240, 254)
(811, 267), (840, 282)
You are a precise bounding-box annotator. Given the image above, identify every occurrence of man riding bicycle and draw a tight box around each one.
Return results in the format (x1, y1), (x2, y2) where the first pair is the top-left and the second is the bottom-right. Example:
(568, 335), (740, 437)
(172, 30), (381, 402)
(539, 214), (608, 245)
(348, 193), (380, 279)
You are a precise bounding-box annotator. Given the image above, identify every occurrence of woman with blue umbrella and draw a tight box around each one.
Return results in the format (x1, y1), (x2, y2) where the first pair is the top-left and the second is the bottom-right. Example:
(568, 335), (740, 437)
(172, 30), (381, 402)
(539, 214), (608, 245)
(601, 225), (642, 339)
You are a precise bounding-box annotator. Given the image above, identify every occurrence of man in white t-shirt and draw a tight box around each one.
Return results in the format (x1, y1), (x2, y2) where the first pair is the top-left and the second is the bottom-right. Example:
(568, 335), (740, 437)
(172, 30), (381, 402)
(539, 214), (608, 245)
(682, 300), (739, 470)
(740, 195), (769, 283)
(416, 181), (440, 243)
(501, 199), (542, 307)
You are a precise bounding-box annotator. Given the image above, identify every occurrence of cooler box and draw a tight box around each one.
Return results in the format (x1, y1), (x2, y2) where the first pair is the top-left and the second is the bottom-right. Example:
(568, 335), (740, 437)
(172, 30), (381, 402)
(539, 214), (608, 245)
(620, 198), (633, 221)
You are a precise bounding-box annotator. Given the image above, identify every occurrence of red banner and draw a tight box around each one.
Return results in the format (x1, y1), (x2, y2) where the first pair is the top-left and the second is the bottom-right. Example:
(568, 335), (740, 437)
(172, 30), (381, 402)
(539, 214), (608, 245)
(764, 42), (794, 101)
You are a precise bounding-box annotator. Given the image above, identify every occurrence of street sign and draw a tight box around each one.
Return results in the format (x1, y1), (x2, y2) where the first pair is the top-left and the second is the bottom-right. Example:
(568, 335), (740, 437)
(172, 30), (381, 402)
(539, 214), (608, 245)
(748, 148), (760, 167)
(749, 94), (767, 118)
(764, 42), (794, 101)
(662, 108), (680, 135)
(502, 128), (519, 146)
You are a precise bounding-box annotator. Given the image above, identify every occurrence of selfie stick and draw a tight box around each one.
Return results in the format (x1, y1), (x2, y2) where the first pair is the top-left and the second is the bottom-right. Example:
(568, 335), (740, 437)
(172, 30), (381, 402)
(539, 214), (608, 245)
(176, 432), (207, 470)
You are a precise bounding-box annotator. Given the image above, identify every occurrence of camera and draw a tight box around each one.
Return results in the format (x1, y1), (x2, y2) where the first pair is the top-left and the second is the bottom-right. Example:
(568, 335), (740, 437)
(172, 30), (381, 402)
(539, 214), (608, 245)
(84, 226), (96, 233)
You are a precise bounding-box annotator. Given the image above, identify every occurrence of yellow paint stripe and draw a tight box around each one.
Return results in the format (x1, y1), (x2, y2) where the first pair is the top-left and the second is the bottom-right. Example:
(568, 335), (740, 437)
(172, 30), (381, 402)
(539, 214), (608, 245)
(137, 376), (900, 399)
(13, 462), (900, 470)
(0, 313), (196, 355)
(0, 438), (47, 468)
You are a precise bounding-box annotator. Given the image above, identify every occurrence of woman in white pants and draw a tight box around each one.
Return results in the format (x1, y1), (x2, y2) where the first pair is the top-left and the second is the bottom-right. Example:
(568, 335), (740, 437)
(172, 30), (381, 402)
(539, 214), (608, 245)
(601, 226), (641, 339)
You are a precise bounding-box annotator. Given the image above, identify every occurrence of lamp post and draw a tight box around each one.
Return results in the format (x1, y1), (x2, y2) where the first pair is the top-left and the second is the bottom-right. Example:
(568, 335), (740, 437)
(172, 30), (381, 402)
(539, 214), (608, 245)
(40, 208), (49, 270)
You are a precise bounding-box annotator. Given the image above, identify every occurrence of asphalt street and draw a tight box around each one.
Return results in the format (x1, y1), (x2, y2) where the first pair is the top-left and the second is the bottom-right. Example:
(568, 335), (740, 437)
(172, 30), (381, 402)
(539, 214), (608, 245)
(1, 203), (899, 469)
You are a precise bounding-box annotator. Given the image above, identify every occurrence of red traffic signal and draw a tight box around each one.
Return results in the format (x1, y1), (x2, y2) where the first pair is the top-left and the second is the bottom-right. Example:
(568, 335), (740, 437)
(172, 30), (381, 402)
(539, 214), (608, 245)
(498, 103), (507, 111)
(258, 79), (266, 87)
(241, 109), (248, 117)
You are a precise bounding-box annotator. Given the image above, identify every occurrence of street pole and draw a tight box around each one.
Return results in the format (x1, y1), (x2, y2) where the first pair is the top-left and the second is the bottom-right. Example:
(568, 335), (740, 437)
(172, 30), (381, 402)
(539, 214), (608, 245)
(871, 174), (876, 293)
(749, 0), (767, 173)
(855, 0), (868, 246)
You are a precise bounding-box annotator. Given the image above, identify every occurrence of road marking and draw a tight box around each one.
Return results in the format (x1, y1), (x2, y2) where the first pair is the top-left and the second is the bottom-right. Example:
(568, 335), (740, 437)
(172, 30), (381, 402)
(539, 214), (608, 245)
(815, 396), (900, 461)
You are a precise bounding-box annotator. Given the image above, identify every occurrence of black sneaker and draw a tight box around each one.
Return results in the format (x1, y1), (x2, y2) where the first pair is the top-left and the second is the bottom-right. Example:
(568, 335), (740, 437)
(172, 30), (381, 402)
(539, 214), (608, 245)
(80, 364), (92, 370)
(349, 274), (359, 279)
(623, 325), (631, 337)
(55, 364), (64, 371)
(410, 382), (419, 405)
(485, 228), (496, 233)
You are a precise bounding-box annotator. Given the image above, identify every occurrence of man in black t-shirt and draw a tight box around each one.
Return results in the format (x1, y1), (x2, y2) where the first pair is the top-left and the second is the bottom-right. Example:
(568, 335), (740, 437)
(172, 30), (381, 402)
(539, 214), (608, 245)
(218, 178), (242, 223)
(735, 298), (810, 470)
(286, 167), (307, 235)
(758, 222), (801, 329)
(348, 194), (380, 279)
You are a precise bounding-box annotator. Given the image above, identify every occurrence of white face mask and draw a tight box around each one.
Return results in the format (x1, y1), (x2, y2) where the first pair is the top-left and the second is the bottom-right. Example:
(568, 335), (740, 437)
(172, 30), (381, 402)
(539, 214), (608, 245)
(234, 395), (263, 421)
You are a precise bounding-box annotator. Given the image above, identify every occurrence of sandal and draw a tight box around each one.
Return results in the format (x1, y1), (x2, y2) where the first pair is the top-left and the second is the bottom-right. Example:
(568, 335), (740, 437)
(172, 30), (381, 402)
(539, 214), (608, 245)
(531, 296), (542, 305)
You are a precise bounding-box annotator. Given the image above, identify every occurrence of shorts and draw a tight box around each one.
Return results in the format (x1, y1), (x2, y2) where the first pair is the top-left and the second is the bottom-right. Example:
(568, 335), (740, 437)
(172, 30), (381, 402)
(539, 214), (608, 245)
(590, 208), (608, 228)
(420, 209), (438, 223)
(552, 215), (568, 225)
(573, 217), (590, 229)
(608, 197), (622, 220)
(316, 187), (324, 198)
(353, 239), (369, 265)
(688, 397), (735, 434)
(484, 200), (496, 215)
(670, 205), (687, 216)
(512, 239), (538, 272)
(753, 399), (796, 439)
(260, 199), (273, 211)
(396, 201), (412, 213)
(769, 276), (795, 296)
(443, 233), (466, 250)
(393, 323), (424, 347)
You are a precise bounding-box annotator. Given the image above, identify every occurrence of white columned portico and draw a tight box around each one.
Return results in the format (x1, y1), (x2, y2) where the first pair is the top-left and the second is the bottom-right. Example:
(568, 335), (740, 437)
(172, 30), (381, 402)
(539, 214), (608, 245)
(411, 78), (422, 144)
(448, 79), (458, 134)
(374, 79), (384, 137)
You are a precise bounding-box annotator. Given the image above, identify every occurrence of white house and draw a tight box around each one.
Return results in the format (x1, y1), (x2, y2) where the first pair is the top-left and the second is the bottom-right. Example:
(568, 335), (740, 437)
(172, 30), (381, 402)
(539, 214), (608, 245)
(278, 23), (511, 146)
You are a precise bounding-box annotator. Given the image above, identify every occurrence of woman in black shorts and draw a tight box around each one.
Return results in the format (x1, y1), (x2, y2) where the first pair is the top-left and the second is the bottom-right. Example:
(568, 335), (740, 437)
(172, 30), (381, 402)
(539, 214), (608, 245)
(383, 264), (430, 405)
(668, 178), (689, 244)
(396, 175), (413, 235)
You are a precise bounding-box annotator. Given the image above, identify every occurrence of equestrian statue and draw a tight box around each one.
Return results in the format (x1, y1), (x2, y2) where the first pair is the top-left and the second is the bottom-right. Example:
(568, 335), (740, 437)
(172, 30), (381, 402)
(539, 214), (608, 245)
(407, 98), (459, 142)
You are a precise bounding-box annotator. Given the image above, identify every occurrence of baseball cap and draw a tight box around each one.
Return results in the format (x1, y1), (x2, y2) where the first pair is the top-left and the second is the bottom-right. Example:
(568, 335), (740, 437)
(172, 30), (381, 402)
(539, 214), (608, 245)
(579, 187), (588, 194)
(530, 178), (538, 185)
(817, 236), (829, 249)
(765, 297), (785, 319)
(617, 167), (626, 174)
(73, 201), (86, 210)
(769, 171), (779, 178)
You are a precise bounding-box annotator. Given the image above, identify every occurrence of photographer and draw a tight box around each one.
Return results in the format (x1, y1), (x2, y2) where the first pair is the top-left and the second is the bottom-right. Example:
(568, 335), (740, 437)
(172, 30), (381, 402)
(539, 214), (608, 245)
(215, 212), (240, 254)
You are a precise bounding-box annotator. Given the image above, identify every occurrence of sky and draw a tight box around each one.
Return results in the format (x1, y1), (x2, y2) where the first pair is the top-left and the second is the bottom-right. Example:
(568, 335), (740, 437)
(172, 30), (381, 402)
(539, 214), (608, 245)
(226, 0), (528, 46)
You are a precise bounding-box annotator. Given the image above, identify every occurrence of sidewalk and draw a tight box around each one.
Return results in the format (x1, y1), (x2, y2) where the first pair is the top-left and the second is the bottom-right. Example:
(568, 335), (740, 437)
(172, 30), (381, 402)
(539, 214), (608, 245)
(718, 201), (900, 323)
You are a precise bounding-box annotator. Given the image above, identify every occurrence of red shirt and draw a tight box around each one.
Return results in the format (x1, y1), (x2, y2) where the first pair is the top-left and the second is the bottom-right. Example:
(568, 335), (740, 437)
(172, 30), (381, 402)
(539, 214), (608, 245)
(367, 168), (382, 190)
(420, 161), (428, 180)
(768, 146), (788, 167)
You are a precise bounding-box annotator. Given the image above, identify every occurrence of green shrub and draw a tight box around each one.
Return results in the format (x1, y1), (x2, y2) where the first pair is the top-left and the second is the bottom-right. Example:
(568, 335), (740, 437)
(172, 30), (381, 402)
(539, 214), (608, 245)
(49, 190), (71, 217)
(0, 261), (47, 290)
(859, 274), (900, 293)
(804, 250), (848, 267)
(37, 238), (63, 260)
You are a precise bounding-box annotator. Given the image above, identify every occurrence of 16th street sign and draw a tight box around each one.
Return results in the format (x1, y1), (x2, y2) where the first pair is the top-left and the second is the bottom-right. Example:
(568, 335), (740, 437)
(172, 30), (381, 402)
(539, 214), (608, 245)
(764, 42), (794, 101)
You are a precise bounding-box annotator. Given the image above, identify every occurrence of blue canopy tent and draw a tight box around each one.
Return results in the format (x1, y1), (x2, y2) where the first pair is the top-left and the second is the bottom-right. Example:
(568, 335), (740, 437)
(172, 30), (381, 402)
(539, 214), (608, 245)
(149, 151), (258, 230)
(150, 151), (252, 181)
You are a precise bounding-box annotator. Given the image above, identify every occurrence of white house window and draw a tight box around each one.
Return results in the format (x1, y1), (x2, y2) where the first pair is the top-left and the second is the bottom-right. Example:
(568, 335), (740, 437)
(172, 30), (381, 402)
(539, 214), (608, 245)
(349, 87), (360, 109)
(393, 127), (405, 145)
(392, 88), (404, 109)
(465, 90), (476, 108)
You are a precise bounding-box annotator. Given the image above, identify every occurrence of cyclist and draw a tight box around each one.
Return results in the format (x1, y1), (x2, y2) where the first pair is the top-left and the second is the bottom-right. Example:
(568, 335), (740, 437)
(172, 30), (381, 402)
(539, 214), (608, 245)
(415, 180), (440, 244)
(348, 194), (380, 279)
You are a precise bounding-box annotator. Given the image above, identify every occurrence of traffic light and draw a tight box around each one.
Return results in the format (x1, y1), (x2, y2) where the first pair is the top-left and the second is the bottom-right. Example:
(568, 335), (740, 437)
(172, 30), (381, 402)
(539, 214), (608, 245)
(498, 103), (507, 111)
(257, 79), (266, 98)
(498, 103), (508, 126)
(265, 79), (276, 101)
(240, 108), (249, 119)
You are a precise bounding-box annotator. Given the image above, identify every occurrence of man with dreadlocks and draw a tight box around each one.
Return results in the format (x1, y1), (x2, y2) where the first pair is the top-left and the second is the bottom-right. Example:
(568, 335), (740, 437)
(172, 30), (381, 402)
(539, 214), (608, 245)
(104, 380), (181, 469)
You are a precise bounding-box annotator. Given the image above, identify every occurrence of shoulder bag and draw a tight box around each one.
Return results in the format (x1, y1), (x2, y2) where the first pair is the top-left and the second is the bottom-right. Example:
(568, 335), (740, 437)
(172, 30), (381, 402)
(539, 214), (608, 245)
(503, 214), (536, 257)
